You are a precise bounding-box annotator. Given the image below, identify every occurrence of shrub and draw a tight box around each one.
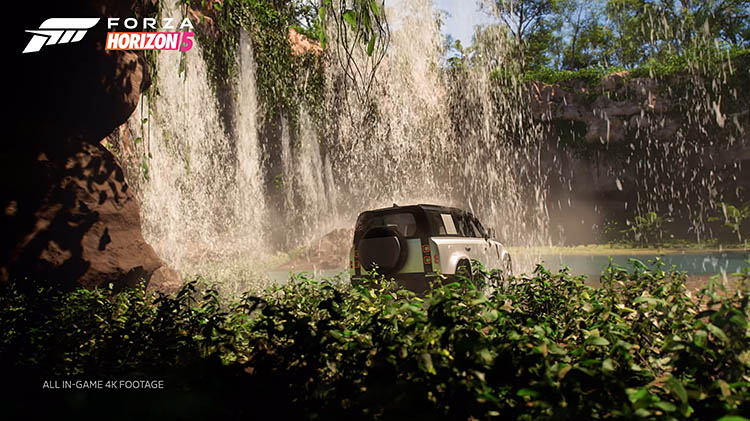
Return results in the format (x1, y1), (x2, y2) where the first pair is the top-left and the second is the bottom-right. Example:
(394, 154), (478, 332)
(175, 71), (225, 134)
(1, 261), (748, 419)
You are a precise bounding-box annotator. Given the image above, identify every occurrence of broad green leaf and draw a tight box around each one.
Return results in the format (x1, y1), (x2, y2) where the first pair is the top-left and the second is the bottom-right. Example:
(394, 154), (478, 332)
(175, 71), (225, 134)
(548, 342), (567, 355)
(366, 35), (376, 56)
(666, 376), (688, 404)
(420, 353), (435, 374)
(517, 388), (539, 398)
(729, 314), (748, 328)
(654, 401), (677, 412)
(706, 323), (729, 344)
(557, 364), (572, 380)
(586, 336), (610, 346)
(370, 0), (381, 18)
(342, 9), (357, 29)
(693, 330), (708, 347)
(627, 387), (649, 404)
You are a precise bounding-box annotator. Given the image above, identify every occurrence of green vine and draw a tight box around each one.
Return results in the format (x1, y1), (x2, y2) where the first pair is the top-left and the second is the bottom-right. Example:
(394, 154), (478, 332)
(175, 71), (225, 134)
(180, 0), (326, 124)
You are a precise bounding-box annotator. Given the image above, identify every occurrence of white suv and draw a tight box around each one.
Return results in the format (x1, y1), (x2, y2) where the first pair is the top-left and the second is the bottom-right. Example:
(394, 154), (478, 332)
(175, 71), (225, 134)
(349, 204), (512, 293)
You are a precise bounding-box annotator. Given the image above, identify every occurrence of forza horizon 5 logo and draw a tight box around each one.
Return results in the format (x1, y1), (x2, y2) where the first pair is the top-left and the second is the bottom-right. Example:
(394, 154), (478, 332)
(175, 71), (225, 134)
(23, 17), (195, 53)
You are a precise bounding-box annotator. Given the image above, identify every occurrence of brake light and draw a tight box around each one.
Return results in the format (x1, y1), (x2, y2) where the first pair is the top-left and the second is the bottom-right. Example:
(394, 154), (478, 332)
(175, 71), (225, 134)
(351, 249), (360, 271)
(423, 256), (431, 265)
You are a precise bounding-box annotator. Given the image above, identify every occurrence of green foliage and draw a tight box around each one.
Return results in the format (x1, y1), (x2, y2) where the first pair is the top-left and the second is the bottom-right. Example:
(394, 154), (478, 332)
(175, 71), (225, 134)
(551, 0), (617, 70)
(709, 202), (750, 243)
(182, 0), (325, 118)
(481, 0), (749, 78)
(491, 0), (561, 71)
(322, 0), (386, 57)
(2, 261), (749, 419)
(522, 65), (623, 84)
(619, 212), (672, 247)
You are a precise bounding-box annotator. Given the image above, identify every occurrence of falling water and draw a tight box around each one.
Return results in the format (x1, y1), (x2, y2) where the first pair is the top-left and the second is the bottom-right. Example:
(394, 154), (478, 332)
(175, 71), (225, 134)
(124, 2), (267, 281)
(116, 0), (551, 283)
(115, 0), (746, 287)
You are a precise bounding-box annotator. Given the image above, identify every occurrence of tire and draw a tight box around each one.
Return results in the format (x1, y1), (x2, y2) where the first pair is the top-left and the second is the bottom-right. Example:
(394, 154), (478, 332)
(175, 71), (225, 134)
(357, 226), (408, 274)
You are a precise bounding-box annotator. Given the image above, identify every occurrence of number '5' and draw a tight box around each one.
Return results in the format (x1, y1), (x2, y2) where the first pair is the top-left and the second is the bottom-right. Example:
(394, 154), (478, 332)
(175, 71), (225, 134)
(180, 32), (194, 52)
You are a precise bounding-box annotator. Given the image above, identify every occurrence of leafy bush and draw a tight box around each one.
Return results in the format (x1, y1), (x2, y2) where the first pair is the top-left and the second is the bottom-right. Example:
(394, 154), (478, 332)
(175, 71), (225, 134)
(1, 261), (748, 420)
(621, 212), (673, 247)
(709, 202), (750, 244)
(521, 65), (624, 86)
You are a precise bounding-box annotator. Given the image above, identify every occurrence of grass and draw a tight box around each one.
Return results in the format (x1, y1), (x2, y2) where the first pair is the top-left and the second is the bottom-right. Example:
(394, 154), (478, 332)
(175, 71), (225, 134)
(1, 260), (748, 420)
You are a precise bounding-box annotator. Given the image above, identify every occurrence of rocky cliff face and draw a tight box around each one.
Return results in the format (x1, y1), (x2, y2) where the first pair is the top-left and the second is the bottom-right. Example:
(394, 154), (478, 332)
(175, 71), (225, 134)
(3, 1), (170, 291)
(527, 67), (750, 243)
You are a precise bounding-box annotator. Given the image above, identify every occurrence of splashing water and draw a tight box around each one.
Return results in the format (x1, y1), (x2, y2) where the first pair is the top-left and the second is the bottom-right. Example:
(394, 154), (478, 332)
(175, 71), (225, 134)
(117, 0), (550, 284)
(125, 3), (267, 283)
(117, 0), (746, 288)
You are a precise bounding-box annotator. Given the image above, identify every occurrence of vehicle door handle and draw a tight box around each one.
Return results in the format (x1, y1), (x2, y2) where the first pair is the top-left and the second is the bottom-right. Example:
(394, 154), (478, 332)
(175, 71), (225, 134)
(465, 247), (471, 252)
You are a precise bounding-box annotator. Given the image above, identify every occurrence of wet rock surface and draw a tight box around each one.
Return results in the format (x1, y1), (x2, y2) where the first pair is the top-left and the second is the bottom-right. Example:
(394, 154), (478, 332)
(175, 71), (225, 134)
(528, 70), (749, 244)
(1, 139), (163, 290)
(4, 1), (169, 290)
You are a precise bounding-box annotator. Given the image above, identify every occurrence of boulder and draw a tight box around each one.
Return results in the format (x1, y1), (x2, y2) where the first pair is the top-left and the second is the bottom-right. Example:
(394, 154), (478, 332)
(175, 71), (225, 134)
(4, 1), (167, 291)
(289, 28), (324, 57)
(627, 77), (658, 99)
(592, 96), (641, 117)
(584, 116), (625, 144)
(1, 139), (162, 290)
(147, 266), (183, 295)
(528, 81), (581, 120)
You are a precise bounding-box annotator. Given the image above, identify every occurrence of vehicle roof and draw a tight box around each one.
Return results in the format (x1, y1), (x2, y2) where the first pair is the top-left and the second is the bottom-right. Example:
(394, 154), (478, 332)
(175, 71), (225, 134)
(358, 203), (475, 216)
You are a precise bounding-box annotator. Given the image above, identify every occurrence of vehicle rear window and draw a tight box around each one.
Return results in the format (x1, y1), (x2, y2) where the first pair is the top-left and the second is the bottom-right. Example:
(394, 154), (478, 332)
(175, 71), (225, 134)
(354, 212), (419, 243)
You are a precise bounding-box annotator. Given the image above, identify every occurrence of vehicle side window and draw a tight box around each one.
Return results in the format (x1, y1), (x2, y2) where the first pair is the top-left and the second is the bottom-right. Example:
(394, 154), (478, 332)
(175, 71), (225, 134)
(441, 214), (457, 235)
(472, 218), (487, 238)
(454, 213), (478, 237)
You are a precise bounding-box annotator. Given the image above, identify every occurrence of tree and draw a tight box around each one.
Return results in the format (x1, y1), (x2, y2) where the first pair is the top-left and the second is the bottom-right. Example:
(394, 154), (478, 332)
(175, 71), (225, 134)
(556, 0), (616, 69)
(664, 0), (750, 48)
(605, 0), (652, 67)
(709, 202), (750, 243)
(317, 0), (390, 102)
(487, 0), (560, 71)
(604, 0), (749, 67)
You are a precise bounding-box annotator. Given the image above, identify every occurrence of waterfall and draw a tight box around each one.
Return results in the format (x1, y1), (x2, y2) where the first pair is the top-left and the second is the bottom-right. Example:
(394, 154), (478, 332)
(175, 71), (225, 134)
(118, 0), (551, 284)
(124, 3), (267, 286)
(116, 0), (744, 288)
